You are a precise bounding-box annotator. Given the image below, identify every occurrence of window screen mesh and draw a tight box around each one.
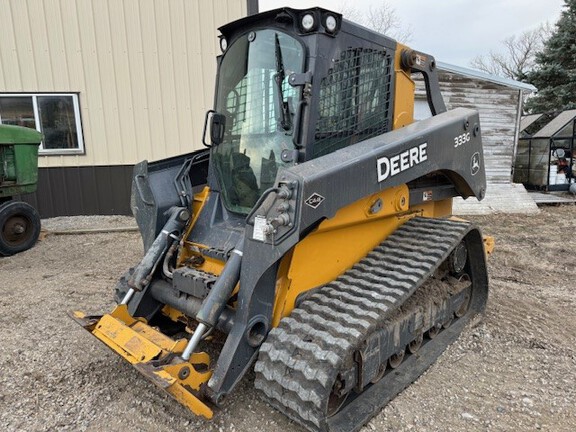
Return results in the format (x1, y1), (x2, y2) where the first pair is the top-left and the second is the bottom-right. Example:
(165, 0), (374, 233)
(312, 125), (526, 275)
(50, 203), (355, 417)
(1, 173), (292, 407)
(314, 48), (393, 158)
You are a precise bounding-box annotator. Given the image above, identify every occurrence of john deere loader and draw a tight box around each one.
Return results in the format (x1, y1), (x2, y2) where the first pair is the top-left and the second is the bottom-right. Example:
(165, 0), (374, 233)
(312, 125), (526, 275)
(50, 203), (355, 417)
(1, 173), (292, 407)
(72, 7), (490, 432)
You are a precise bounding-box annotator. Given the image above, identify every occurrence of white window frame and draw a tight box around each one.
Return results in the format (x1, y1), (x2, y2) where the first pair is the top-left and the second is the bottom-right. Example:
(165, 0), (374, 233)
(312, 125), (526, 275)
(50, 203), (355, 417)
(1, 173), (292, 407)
(0, 93), (85, 155)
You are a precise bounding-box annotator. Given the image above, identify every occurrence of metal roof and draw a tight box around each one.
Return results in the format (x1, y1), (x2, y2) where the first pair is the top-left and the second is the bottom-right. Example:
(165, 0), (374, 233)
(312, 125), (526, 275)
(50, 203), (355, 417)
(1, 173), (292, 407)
(533, 109), (576, 138)
(519, 114), (544, 132)
(437, 61), (537, 93)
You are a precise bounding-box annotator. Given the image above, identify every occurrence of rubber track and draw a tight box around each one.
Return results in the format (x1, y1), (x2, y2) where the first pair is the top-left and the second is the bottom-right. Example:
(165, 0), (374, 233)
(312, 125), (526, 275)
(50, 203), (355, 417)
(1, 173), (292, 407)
(254, 217), (472, 432)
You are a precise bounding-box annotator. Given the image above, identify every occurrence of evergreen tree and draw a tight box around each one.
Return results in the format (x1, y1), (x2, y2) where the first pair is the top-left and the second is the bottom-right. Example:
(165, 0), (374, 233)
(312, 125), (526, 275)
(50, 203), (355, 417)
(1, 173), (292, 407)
(525, 0), (576, 113)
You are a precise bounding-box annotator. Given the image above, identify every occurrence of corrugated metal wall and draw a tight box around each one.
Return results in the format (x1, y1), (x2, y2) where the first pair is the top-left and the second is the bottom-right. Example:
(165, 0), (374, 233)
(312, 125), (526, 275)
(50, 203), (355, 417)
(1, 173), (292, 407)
(415, 72), (521, 185)
(0, 0), (247, 168)
(22, 165), (133, 217)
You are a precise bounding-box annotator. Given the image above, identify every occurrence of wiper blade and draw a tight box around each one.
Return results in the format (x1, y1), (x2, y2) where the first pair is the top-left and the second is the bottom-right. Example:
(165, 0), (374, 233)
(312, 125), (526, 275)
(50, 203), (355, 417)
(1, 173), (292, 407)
(274, 33), (292, 131)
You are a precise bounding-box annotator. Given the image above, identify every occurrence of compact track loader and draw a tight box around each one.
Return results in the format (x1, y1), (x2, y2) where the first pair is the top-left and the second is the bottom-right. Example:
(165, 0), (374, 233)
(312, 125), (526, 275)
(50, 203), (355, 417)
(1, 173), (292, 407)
(72, 8), (490, 432)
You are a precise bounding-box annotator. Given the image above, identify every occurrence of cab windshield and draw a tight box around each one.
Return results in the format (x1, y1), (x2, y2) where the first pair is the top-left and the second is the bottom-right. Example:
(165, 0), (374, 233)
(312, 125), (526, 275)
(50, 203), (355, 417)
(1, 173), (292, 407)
(213, 30), (304, 214)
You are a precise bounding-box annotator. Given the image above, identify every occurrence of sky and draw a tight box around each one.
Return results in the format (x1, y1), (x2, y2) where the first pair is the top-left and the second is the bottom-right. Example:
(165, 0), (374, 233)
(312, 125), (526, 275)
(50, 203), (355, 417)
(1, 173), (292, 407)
(259, 0), (566, 67)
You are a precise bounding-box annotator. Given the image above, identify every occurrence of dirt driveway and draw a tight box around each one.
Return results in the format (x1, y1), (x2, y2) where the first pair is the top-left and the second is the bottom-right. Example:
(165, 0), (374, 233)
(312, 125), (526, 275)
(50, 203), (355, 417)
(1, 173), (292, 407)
(0, 207), (574, 432)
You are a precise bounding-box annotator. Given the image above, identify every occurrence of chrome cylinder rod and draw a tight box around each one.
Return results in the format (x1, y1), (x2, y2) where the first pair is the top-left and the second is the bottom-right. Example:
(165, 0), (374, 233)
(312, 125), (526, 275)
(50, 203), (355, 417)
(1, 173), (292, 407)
(182, 323), (208, 360)
(121, 288), (135, 305)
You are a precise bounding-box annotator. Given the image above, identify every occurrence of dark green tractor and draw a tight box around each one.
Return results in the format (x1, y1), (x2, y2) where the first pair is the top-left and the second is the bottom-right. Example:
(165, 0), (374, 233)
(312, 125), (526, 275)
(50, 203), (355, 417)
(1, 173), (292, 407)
(0, 125), (42, 256)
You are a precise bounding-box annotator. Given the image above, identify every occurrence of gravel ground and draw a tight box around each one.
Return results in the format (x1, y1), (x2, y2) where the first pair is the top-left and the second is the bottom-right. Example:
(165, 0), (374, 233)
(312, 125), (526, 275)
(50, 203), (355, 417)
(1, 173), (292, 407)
(40, 215), (137, 232)
(1, 206), (575, 432)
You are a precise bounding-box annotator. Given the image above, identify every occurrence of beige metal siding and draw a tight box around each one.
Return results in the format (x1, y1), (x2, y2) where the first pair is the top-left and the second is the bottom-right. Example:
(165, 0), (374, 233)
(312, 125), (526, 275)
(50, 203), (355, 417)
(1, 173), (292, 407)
(0, 0), (246, 168)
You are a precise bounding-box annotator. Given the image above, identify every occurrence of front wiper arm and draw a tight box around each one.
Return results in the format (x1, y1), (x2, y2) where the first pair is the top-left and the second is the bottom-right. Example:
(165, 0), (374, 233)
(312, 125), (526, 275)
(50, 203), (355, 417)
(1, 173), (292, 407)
(274, 33), (292, 131)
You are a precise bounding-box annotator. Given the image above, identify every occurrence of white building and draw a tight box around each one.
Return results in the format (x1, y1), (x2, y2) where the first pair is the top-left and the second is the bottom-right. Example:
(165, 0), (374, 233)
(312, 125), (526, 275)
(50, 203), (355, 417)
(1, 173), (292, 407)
(0, 0), (254, 216)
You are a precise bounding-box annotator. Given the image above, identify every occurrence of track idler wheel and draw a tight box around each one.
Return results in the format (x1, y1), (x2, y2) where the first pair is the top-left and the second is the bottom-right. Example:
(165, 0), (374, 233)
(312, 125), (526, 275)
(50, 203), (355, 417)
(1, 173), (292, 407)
(408, 333), (424, 354)
(427, 325), (440, 339)
(389, 349), (405, 369)
(448, 241), (468, 275)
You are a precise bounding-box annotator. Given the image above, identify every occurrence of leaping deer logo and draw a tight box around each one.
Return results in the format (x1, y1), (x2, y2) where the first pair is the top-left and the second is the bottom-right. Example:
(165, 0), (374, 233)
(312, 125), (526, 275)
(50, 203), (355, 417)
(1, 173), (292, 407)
(471, 152), (481, 176)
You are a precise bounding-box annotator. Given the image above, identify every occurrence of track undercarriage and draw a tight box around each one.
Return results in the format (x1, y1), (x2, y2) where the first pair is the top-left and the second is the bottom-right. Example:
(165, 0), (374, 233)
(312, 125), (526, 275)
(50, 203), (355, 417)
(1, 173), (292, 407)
(255, 217), (489, 432)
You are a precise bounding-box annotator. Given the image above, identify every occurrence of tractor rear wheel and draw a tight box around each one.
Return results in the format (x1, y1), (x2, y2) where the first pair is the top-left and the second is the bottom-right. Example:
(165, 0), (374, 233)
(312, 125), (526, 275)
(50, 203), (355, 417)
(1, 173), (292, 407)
(0, 201), (41, 256)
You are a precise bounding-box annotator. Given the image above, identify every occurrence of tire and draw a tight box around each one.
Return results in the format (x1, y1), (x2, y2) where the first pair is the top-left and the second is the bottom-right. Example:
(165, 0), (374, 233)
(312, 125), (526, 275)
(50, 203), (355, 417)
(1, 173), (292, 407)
(0, 201), (41, 256)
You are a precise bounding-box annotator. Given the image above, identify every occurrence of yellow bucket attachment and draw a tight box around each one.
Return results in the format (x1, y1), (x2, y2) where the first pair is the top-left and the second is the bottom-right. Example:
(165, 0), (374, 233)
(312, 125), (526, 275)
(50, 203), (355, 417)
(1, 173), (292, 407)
(70, 305), (214, 419)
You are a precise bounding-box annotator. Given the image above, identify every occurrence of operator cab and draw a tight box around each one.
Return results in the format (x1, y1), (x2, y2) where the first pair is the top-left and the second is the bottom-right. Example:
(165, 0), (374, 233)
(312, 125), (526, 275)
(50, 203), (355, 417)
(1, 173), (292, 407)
(208, 7), (397, 215)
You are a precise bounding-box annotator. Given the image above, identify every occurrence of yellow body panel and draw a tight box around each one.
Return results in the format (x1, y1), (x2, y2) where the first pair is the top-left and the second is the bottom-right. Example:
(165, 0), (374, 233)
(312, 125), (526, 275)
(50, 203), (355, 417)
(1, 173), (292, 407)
(393, 43), (415, 130)
(177, 186), (226, 277)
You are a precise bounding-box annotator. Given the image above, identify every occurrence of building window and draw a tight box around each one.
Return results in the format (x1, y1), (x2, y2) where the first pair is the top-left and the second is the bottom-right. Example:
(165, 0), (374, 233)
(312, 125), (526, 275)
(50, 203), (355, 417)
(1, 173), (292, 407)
(0, 93), (84, 155)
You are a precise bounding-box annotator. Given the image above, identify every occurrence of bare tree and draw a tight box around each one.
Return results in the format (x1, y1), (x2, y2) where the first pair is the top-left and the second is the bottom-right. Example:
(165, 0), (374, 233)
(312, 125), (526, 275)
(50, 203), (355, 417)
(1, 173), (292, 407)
(470, 23), (552, 81)
(338, 1), (413, 43)
(337, 3), (364, 24)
